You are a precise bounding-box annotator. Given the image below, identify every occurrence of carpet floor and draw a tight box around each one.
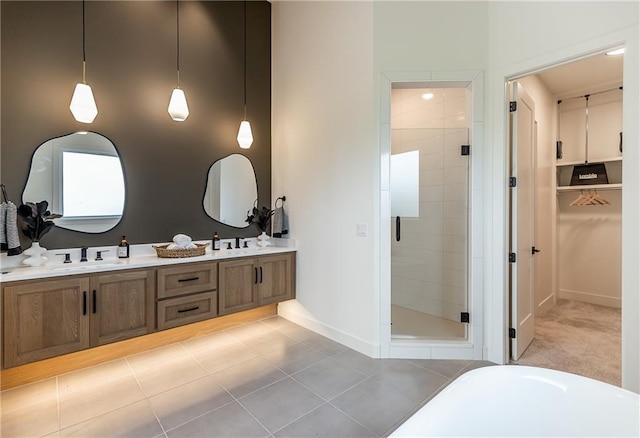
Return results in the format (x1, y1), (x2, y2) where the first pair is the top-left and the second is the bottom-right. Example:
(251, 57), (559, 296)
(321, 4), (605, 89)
(513, 299), (621, 387)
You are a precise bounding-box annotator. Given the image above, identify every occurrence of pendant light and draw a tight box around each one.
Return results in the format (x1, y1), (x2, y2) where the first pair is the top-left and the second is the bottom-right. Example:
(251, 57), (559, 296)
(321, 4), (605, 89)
(237, 1), (253, 149)
(69, 0), (98, 124)
(168, 0), (189, 121)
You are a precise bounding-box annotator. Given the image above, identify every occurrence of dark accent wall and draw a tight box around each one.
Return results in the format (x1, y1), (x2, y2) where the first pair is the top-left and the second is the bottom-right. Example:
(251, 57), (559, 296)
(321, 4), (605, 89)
(1, 1), (271, 250)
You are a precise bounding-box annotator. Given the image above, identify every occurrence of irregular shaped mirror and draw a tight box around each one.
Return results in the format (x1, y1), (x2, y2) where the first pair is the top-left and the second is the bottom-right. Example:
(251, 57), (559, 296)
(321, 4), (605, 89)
(203, 154), (257, 228)
(23, 132), (125, 233)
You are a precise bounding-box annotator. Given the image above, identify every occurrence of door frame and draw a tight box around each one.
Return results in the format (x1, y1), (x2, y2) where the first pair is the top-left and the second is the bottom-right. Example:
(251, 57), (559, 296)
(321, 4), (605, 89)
(379, 70), (485, 360)
(491, 29), (639, 391)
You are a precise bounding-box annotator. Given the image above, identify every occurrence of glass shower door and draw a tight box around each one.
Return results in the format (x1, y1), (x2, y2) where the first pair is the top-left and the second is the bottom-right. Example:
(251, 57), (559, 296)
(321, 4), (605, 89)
(390, 127), (469, 340)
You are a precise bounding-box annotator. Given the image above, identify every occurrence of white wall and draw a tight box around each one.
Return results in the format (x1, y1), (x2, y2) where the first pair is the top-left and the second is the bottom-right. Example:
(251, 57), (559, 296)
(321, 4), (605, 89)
(272, 0), (639, 391)
(272, 1), (378, 354)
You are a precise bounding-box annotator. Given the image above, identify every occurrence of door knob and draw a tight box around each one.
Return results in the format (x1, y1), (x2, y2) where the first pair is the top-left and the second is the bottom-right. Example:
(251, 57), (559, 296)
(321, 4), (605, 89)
(532, 246), (541, 255)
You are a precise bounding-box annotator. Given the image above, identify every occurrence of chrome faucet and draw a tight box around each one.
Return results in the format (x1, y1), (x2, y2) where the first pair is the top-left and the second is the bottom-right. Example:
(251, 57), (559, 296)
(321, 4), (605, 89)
(80, 246), (88, 262)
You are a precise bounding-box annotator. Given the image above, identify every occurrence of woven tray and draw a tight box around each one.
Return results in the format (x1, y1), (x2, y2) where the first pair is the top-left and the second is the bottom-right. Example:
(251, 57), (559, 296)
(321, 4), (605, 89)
(152, 242), (209, 258)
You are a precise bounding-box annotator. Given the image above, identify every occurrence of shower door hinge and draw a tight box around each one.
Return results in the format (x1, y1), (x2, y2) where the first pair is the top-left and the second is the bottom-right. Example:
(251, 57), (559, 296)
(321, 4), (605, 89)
(509, 176), (517, 187)
(509, 252), (516, 263)
(509, 328), (516, 338)
(461, 144), (470, 156)
(460, 312), (470, 323)
(509, 101), (517, 112)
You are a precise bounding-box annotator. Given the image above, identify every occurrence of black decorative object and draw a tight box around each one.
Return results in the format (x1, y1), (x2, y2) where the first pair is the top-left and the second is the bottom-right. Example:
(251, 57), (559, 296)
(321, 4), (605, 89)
(16, 201), (61, 242)
(246, 204), (273, 232)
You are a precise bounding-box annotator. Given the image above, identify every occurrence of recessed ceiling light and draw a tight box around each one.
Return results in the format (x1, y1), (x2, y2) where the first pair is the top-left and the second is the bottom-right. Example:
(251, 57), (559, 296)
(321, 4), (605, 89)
(605, 48), (625, 56)
(422, 92), (434, 100)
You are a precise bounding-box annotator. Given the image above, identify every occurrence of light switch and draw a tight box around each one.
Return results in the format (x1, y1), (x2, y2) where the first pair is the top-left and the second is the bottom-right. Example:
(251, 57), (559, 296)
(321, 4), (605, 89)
(356, 223), (368, 237)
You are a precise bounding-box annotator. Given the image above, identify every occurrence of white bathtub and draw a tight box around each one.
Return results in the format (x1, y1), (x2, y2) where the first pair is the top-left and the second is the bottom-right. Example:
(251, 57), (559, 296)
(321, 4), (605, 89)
(390, 365), (639, 437)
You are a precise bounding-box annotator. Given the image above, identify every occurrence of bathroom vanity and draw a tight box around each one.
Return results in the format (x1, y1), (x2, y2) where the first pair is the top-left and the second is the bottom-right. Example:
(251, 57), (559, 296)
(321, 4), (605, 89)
(0, 246), (296, 368)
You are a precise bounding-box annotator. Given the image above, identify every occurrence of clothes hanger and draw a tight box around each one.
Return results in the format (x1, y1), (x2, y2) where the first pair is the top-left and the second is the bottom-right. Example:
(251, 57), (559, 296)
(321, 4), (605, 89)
(570, 189), (588, 206)
(593, 190), (610, 205)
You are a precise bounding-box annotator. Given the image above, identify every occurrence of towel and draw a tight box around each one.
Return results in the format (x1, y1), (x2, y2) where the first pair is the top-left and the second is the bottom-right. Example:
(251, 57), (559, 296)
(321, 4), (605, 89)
(167, 233), (197, 250)
(1, 202), (23, 255)
(272, 206), (288, 238)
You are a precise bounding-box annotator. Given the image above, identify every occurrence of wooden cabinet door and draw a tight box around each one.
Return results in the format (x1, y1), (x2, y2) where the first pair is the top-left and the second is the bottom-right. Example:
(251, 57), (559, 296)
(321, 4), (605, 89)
(218, 258), (258, 315)
(3, 277), (90, 368)
(89, 269), (155, 346)
(258, 253), (295, 306)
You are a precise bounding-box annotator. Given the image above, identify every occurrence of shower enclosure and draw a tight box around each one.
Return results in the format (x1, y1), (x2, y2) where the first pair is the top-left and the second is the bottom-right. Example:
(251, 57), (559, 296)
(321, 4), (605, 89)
(390, 86), (470, 340)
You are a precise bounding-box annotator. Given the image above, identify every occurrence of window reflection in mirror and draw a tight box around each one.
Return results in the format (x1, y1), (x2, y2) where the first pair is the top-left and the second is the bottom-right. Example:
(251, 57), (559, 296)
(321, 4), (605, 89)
(23, 132), (125, 233)
(203, 154), (257, 228)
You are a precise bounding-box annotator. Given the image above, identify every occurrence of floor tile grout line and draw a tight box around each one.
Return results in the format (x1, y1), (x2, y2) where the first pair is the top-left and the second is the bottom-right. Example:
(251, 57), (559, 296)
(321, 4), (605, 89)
(226, 385), (274, 437)
(221, 372), (291, 402)
(55, 359), (149, 433)
(288, 360), (369, 402)
(267, 402), (330, 436)
(157, 361), (253, 435)
(161, 399), (239, 435)
(282, 372), (380, 436)
(406, 359), (472, 380)
(325, 397), (384, 438)
(57, 396), (156, 435)
(255, 398), (329, 436)
(144, 394), (169, 438)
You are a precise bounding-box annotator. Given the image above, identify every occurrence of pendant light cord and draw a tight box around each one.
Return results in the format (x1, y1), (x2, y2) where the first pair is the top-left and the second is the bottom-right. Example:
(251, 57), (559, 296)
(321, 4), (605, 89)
(176, 0), (181, 87)
(82, 0), (86, 83)
(243, 0), (247, 119)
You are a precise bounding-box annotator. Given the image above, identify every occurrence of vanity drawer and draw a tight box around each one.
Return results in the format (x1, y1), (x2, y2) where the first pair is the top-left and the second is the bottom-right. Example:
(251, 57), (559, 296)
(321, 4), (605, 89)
(157, 292), (217, 330)
(157, 262), (217, 299)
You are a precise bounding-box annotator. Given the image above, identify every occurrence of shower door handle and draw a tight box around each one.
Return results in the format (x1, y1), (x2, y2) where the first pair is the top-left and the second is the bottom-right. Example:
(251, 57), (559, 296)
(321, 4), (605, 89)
(396, 216), (401, 242)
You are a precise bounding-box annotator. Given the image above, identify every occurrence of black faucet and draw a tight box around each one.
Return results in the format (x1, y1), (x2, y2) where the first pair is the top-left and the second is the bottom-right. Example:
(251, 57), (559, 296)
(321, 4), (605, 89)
(80, 246), (88, 262)
(235, 237), (241, 249)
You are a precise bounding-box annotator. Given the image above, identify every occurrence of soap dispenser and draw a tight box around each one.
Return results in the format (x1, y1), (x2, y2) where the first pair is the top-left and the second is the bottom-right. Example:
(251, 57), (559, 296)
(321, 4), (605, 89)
(118, 235), (130, 258)
(212, 232), (221, 250)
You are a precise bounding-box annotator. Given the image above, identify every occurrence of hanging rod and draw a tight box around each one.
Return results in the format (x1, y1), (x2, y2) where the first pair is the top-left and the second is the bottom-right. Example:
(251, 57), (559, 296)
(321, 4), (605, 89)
(556, 184), (622, 192)
(557, 86), (622, 104)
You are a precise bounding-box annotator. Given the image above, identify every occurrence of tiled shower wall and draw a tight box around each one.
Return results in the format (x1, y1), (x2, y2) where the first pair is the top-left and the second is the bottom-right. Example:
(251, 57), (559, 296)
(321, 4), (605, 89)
(391, 88), (469, 323)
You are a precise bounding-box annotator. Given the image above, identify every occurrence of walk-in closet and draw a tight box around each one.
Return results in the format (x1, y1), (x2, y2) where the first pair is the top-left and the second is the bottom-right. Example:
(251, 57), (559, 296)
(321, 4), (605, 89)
(510, 50), (623, 386)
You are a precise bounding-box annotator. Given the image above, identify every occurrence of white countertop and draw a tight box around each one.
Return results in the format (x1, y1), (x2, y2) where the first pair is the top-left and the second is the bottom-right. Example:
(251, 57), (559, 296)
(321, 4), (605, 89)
(0, 239), (296, 283)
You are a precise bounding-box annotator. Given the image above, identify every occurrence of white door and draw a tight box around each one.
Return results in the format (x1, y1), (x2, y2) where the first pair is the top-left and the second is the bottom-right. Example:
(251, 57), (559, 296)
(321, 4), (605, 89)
(510, 81), (536, 360)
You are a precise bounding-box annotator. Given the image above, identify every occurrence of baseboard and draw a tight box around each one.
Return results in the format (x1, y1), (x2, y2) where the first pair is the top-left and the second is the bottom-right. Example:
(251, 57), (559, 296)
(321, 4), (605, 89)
(537, 293), (555, 313)
(389, 342), (475, 360)
(558, 289), (621, 308)
(277, 301), (380, 357)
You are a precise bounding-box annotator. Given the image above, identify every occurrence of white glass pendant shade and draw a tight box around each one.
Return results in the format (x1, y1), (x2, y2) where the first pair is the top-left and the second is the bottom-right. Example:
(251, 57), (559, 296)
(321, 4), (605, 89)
(69, 82), (98, 124)
(237, 120), (253, 149)
(168, 87), (189, 121)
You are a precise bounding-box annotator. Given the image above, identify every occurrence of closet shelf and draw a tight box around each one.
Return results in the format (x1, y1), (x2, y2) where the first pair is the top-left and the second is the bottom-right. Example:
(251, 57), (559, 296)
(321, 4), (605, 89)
(556, 183), (622, 192)
(556, 157), (622, 167)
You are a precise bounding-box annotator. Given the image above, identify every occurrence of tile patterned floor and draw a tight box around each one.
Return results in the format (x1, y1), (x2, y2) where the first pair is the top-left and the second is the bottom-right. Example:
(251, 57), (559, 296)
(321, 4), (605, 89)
(1, 316), (492, 438)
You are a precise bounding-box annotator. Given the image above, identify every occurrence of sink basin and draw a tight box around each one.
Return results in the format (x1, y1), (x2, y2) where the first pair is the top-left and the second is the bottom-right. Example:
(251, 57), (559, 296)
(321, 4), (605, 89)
(48, 261), (125, 272)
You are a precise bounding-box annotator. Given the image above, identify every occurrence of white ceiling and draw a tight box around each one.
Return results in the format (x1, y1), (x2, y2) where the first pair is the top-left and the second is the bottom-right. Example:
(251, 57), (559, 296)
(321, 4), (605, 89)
(536, 52), (623, 99)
